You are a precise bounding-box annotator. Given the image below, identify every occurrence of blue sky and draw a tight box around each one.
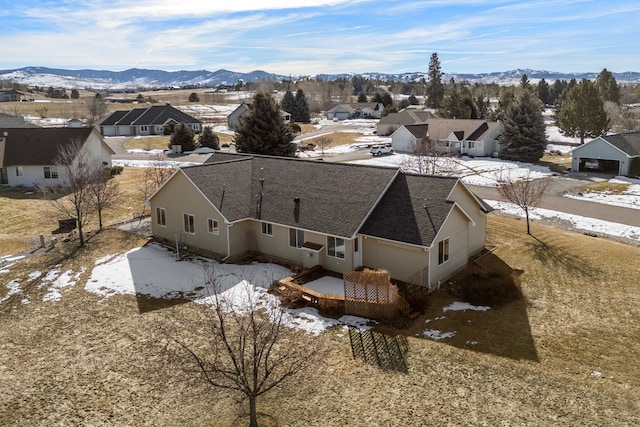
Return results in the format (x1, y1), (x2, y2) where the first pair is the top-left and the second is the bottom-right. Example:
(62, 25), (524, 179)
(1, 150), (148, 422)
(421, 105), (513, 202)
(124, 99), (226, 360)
(1, 0), (639, 75)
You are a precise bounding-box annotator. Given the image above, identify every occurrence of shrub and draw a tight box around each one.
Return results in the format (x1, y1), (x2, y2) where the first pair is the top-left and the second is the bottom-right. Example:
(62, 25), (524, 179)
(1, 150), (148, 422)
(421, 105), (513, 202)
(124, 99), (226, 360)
(110, 165), (124, 175)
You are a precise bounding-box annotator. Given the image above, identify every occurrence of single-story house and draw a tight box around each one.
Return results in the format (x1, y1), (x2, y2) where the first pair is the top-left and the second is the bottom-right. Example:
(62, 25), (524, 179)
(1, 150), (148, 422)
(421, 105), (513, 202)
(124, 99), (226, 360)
(571, 132), (640, 177)
(0, 127), (114, 187)
(0, 89), (22, 102)
(376, 109), (434, 136)
(326, 103), (383, 121)
(0, 115), (39, 128)
(227, 102), (291, 130)
(97, 104), (202, 137)
(147, 153), (492, 290)
(391, 119), (502, 156)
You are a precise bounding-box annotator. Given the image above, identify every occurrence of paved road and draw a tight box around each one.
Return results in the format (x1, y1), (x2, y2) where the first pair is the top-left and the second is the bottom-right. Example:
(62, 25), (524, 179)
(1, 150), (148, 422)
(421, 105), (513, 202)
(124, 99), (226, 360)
(468, 176), (640, 227)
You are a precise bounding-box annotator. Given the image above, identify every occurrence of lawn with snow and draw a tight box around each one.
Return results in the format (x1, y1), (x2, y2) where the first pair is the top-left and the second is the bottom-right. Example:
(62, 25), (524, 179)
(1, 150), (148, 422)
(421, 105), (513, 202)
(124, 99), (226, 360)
(564, 177), (640, 210)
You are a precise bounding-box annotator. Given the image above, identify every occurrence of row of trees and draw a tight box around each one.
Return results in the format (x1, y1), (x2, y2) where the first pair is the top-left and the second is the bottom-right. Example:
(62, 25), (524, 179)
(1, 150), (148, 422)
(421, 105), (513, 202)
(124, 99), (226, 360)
(167, 123), (220, 152)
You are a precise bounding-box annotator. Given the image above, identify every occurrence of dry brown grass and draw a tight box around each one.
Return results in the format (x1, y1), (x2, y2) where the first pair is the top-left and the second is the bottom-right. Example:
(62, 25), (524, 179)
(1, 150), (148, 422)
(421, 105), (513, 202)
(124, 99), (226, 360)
(307, 132), (364, 148)
(122, 136), (171, 150)
(576, 181), (631, 195)
(0, 214), (638, 426)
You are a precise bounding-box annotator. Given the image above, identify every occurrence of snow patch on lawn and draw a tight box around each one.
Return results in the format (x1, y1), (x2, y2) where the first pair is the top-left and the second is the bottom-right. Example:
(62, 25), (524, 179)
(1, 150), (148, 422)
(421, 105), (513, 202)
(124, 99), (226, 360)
(443, 302), (491, 312)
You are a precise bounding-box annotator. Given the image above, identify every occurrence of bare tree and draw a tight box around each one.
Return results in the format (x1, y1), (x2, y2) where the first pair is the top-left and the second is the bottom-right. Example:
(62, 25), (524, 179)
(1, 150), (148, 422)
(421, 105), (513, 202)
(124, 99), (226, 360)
(87, 93), (107, 123)
(159, 267), (323, 427)
(38, 139), (105, 246)
(497, 171), (550, 235)
(138, 153), (176, 215)
(398, 138), (458, 176)
(313, 135), (332, 157)
(89, 169), (121, 230)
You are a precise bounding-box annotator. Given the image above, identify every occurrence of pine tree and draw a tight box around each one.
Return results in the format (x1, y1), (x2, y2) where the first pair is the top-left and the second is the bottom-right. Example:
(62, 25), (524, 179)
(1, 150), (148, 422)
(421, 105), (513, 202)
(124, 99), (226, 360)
(169, 122), (196, 152)
(595, 68), (620, 104)
(234, 92), (295, 157)
(426, 53), (445, 109)
(198, 126), (220, 150)
(557, 79), (610, 144)
(537, 78), (551, 105)
(281, 89), (296, 119)
(439, 80), (473, 119)
(499, 91), (547, 163)
(357, 92), (367, 103)
(294, 89), (310, 123)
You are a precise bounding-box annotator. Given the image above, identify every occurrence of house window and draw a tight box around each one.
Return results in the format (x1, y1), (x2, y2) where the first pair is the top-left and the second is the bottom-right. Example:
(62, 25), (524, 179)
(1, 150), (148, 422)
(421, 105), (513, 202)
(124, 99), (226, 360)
(15, 166), (23, 177)
(261, 222), (273, 236)
(140, 125), (148, 132)
(438, 238), (450, 264)
(43, 166), (58, 179)
(183, 213), (195, 234)
(327, 236), (346, 259)
(156, 207), (166, 226)
(208, 218), (219, 235)
(467, 141), (475, 149)
(289, 228), (304, 248)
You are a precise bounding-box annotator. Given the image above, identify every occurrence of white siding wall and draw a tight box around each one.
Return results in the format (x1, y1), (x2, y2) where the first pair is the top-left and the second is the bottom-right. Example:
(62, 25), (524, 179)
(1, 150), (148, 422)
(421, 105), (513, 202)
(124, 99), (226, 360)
(391, 127), (417, 153)
(571, 138), (630, 175)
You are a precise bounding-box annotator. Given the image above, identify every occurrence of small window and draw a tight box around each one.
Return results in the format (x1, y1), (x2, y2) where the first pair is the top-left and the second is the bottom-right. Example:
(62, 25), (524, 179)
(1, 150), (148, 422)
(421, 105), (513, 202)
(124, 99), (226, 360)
(327, 236), (346, 259)
(183, 213), (195, 234)
(15, 166), (23, 177)
(438, 238), (449, 264)
(289, 228), (304, 248)
(156, 207), (166, 226)
(467, 141), (475, 149)
(354, 237), (359, 253)
(140, 125), (148, 132)
(43, 166), (58, 179)
(208, 218), (219, 235)
(261, 222), (273, 236)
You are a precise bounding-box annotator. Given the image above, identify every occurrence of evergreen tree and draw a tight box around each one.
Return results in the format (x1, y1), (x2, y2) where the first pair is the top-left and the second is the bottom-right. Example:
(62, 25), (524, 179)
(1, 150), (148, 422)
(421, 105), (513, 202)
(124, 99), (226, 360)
(407, 94), (419, 105)
(557, 79), (610, 144)
(381, 92), (393, 107)
(169, 122), (196, 152)
(426, 53), (445, 109)
(234, 92), (295, 157)
(294, 89), (310, 123)
(188, 92), (200, 102)
(198, 126), (220, 150)
(71, 89), (80, 99)
(357, 92), (367, 103)
(537, 78), (551, 105)
(595, 68), (620, 104)
(439, 80), (473, 119)
(499, 91), (547, 163)
(371, 92), (384, 103)
(280, 89), (296, 118)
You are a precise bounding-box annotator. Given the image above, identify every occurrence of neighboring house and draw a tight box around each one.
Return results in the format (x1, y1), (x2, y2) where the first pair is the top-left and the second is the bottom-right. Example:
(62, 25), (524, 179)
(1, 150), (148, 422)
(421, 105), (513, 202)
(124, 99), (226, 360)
(326, 103), (383, 121)
(0, 127), (114, 187)
(571, 132), (640, 177)
(97, 104), (202, 136)
(376, 109), (435, 136)
(148, 153), (492, 290)
(391, 119), (502, 156)
(227, 102), (292, 130)
(0, 89), (22, 102)
(390, 124), (429, 153)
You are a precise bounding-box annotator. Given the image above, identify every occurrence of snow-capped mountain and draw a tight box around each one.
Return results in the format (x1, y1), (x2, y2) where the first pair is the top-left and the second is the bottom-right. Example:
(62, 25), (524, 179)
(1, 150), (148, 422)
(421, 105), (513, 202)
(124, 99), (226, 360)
(1, 66), (639, 90)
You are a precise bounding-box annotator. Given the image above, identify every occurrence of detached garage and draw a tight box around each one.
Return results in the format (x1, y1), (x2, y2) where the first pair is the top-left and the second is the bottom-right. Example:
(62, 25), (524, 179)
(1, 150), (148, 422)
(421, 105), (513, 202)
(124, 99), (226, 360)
(571, 133), (640, 177)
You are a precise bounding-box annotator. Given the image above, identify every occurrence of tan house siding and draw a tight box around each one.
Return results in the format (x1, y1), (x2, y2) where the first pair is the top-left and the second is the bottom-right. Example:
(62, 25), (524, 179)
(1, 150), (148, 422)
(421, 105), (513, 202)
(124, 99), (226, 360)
(150, 171), (229, 256)
(430, 208), (471, 285)
(362, 237), (429, 283)
(448, 182), (488, 255)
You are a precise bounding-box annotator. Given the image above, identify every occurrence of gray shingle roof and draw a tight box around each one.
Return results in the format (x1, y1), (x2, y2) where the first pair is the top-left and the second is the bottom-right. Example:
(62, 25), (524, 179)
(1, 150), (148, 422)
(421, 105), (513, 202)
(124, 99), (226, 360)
(174, 154), (487, 247)
(99, 104), (202, 127)
(0, 127), (97, 166)
(603, 132), (640, 156)
(182, 155), (399, 238)
(359, 174), (459, 246)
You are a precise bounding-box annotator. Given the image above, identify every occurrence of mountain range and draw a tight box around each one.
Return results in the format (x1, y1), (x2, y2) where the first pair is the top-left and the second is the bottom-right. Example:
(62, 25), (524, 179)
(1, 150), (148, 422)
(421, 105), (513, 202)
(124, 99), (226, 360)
(1, 66), (639, 91)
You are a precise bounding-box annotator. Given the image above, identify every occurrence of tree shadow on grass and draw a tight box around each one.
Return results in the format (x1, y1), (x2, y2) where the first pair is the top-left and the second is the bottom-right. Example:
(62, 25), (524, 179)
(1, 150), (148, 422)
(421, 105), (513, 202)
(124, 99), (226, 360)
(411, 251), (540, 362)
(526, 236), (600, 277)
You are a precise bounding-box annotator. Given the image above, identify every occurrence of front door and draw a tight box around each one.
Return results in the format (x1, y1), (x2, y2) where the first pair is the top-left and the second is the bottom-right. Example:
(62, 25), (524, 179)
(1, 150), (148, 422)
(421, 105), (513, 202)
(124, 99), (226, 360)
(353, 236), (362, 268)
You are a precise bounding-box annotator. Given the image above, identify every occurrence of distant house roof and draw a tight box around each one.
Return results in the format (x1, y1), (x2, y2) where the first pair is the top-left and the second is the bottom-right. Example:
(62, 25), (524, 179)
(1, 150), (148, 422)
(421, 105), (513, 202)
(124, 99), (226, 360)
(0, 115), (40, 129)
(327, 103), (382, 113)
(0, 127), (114, 167)
(423, 119), (499, 141)
(159, 153), (489, 246)
(601, 132), (640, 156)
(403, 124), (429, 139)
(98, 104), (202, 127)
(378, 110), (434, 126)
